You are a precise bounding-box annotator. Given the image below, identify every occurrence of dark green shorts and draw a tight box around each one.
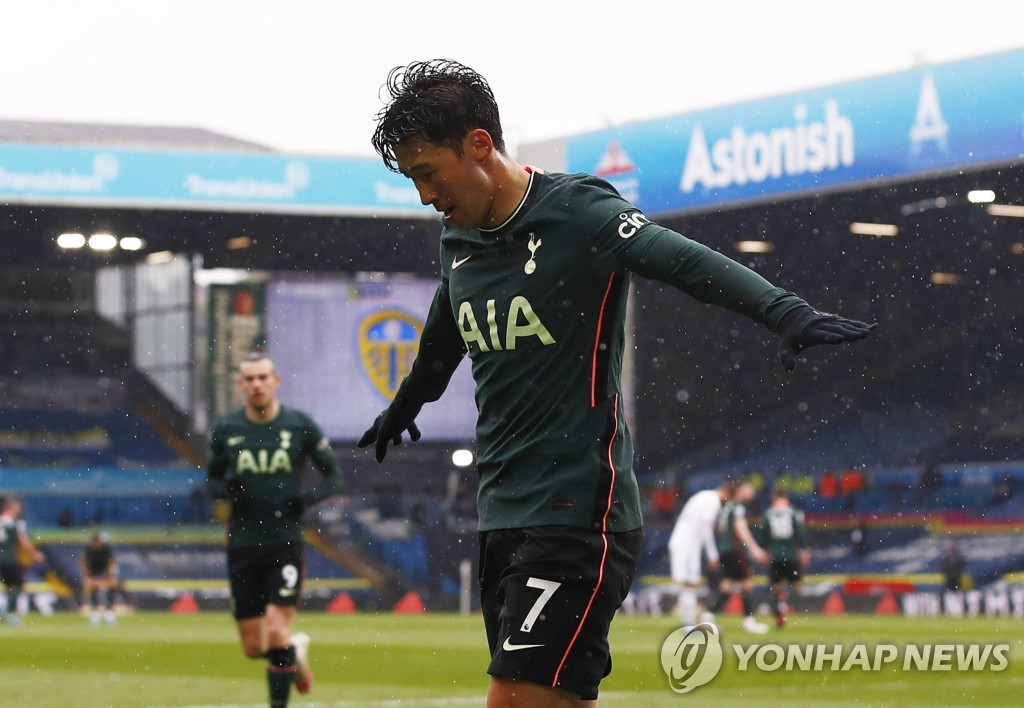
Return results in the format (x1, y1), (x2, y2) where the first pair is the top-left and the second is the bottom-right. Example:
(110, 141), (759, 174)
(769, 558), (802, 585)
(479, 525), (642, 700)
(0, 562), (25, 589)
(719, 550), (750, 581)
(227, 542), (304, 620)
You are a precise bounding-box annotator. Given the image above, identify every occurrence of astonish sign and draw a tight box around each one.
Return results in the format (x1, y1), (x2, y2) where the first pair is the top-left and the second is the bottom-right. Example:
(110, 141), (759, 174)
(571, 47), (1024, 215)
(679, 101), (855, 193)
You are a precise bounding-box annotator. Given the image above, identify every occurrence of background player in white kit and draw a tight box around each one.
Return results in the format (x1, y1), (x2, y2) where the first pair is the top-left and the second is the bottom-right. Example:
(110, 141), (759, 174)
(667, 481), (736, 626)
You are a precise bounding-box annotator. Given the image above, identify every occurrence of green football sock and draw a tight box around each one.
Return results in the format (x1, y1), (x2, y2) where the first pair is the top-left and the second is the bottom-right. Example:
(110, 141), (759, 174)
(742, 592), (754, 617)
(266, 646), (296, 707)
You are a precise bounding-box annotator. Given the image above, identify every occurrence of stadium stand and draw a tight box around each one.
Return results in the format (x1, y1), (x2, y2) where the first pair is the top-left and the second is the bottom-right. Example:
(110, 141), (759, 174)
(2, 467), (205, 527)
(0, 407), (187, 468)
(36, 527), (367, 612)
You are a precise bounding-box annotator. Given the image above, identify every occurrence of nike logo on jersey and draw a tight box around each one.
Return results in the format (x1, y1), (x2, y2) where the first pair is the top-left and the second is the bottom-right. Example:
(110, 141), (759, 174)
(502, 637), (544, 652)
(452, 255), (472, 269)
(227, 436), (245, 446)
(278, 588), (297, 597)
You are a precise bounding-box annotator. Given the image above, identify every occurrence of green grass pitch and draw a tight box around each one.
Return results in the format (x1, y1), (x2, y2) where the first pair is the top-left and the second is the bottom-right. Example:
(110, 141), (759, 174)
(2, 611), (1021, 706)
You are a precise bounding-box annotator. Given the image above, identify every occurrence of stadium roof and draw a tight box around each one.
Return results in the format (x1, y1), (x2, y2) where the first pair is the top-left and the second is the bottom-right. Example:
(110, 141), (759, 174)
(0, 119), (271, 152)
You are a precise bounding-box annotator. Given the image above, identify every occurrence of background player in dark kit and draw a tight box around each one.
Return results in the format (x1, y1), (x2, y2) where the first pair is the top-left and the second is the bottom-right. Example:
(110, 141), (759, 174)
(0, 497), (45, 627)
(80, 530), (118, 626)
(759, 487), (810, 628)
(708, 479), (771, 633)
(360, 59), (875, 707)
(207, 352), (343, 707)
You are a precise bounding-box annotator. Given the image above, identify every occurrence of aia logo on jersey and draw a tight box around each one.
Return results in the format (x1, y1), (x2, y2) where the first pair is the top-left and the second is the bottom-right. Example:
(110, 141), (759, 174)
(357, 309), (422, 399)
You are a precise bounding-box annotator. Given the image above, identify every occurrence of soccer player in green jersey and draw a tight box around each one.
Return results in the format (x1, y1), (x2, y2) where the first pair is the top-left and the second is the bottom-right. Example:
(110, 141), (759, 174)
(360, 59), (875, 706)
(206, 352), (343, 708)
(760, 487), (810, 628)
(80, 531), (117, 626)
(707, 480), (771, 633)
(0, 497), (44, 627)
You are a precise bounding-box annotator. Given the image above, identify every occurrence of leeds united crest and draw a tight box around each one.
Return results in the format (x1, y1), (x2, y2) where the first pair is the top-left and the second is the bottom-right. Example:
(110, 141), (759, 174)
(358, 309), (422, 399)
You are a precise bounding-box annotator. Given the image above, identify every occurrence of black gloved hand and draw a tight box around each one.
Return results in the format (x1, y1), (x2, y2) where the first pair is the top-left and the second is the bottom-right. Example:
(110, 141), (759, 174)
(777, 306), (877, 371)
(356, 391), (423, 462)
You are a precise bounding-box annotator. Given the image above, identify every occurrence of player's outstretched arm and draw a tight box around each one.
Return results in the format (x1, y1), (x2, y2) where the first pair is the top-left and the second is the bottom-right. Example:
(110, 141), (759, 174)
(357, 391), (423, 463)
(776, 305), (877, 371)
(735, 519), (769, 564)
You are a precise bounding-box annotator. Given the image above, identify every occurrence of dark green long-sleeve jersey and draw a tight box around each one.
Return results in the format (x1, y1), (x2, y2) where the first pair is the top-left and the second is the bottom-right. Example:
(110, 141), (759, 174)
(83, 542), (114, 575)
(398, 170), (807, 532)
(760, 505), (808, 562)
(0, 516), (27, 564)
(715, 500), (749, 554)
(206, 405), (342, 548)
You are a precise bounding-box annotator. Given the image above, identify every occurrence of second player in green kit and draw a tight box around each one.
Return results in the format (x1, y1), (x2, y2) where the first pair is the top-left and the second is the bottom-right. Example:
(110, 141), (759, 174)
(760, 487), (810, 628)
(207, 352), (343, 708)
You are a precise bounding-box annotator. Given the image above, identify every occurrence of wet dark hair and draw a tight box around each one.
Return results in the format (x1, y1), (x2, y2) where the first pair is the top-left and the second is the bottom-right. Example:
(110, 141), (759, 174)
(372, 59), (505, 173)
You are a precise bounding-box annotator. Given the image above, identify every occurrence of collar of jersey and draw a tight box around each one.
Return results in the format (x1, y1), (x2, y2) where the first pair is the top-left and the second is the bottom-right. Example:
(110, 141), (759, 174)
(480, 168), (537, 234)
(442, 169), (542, 246)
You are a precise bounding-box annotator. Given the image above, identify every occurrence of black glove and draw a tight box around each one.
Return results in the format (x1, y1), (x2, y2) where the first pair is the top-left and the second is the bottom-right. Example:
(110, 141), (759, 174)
(357, 392), (423, 462)
(777, 306), (876, 371)
(224, 476), (248, 506)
